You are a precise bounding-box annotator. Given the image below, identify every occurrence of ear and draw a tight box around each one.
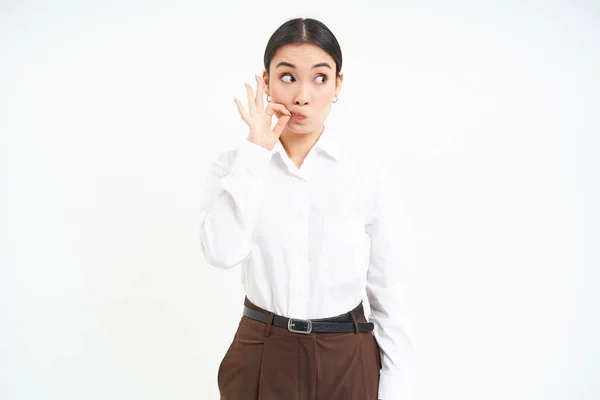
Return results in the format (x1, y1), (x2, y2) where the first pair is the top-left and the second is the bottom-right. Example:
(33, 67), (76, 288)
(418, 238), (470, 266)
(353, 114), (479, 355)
(335, 72), (344, 97)
(262, 70), (270, 95)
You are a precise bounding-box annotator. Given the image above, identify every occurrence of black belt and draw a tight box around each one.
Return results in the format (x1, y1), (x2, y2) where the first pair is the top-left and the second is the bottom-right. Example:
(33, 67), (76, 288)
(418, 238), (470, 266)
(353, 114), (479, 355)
(242, 305), (374, 334)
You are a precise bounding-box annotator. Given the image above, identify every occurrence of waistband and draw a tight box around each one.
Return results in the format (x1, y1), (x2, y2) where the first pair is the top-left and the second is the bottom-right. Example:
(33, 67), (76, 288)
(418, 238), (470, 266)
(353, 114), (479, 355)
(242, 296), (374, 335)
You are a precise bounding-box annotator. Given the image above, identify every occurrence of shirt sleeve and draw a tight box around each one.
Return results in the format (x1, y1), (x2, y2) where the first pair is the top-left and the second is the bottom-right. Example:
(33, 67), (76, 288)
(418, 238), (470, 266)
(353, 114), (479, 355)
(197, 139), (273, 268)
(365, 158), (417, 400)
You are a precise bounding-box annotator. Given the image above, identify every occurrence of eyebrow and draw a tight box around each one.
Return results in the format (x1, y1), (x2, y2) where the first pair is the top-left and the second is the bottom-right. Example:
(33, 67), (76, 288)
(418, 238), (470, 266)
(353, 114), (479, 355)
(275, 61), (332, 70)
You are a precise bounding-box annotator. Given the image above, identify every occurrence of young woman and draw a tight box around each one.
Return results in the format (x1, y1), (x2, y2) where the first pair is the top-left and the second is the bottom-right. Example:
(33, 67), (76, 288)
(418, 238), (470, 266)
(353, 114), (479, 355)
(198, 17), (415, 400)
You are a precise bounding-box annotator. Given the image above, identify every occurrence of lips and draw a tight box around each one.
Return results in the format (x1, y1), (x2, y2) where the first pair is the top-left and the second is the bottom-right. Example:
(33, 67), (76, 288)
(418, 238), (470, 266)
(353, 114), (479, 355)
(290, 112), (306, 119)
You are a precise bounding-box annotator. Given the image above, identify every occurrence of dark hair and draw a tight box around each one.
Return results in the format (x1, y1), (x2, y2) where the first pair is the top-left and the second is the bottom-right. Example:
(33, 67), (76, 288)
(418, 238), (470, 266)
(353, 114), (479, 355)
(263, 18), (342, 78)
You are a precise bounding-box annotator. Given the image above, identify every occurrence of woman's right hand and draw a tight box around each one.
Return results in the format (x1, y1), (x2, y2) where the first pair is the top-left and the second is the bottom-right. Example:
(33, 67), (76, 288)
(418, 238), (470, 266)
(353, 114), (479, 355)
(234, 74), (291, 151)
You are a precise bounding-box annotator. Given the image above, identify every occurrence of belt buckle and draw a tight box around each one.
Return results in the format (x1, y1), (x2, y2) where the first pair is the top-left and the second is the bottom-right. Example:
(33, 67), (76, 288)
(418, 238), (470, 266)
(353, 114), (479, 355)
(288, 318), (312, 334)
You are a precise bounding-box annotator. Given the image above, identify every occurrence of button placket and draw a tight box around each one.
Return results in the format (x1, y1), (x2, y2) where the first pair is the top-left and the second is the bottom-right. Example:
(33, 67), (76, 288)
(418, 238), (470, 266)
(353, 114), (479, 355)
(289, 182), (309, 316)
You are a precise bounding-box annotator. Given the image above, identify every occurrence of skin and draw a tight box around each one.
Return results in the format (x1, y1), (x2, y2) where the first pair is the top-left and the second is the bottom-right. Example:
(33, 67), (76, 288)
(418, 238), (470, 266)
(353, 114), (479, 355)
(262, 43), (343, 167)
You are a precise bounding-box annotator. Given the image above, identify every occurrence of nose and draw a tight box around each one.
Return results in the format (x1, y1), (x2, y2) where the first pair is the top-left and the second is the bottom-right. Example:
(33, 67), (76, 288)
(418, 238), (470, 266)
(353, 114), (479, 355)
(294, 83), (310, 105)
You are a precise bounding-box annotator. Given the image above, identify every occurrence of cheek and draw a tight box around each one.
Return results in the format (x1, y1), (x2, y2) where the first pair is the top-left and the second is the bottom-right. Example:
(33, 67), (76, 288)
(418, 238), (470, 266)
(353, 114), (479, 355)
(316, 94), (333, 111)
(318, 103), (333, 118)
(270, 82), (290, 100)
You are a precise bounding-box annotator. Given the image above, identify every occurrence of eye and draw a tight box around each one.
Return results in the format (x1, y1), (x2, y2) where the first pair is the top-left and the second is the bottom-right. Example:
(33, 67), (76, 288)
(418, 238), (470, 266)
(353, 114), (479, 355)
(315, 75), (328, 84)
(279, 73), (328, 84)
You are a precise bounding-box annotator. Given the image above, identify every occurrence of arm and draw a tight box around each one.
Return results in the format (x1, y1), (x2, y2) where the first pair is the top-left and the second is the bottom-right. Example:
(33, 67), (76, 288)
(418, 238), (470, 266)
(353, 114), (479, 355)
(365, 159), (416, 400)
(197, 140), (272, 269)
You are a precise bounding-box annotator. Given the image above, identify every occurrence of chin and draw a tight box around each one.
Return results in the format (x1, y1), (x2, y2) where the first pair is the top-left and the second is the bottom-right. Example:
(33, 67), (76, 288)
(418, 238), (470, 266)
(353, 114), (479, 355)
(287, 123), (313, 135)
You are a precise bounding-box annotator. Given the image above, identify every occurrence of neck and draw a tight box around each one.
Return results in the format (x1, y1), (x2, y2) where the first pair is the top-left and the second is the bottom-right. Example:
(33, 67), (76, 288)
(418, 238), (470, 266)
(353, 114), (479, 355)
(279, 125), (325, 160)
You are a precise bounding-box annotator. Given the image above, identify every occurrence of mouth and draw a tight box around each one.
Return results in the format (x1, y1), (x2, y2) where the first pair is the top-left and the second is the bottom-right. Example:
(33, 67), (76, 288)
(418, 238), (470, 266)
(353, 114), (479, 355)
(290, 112), (306, 120)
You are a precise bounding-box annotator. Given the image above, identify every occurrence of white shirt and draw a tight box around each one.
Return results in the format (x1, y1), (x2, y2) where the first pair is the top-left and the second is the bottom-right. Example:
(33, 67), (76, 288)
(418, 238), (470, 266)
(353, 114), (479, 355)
(197, 126), (415, 400)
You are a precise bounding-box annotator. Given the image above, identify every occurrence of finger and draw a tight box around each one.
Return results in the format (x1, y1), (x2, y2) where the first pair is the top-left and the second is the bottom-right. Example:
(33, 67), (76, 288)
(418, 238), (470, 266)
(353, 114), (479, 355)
(244, 83), (256, 116)
(271, 114), (291, 136)
(265, 103), (291, 117)
(255, 75), (264, 110)
(272, 105), (288, 120)
(233, 97), (251, 125)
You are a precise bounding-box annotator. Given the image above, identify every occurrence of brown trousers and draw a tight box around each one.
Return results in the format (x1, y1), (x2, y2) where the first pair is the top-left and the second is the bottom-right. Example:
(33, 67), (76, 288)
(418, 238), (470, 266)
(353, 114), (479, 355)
(217, 296), (381, 400)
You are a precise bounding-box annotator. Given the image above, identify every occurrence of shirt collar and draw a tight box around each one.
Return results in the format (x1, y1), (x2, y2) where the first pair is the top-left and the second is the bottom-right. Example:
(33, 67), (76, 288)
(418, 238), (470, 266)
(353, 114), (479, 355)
(271, 125), (344, 161)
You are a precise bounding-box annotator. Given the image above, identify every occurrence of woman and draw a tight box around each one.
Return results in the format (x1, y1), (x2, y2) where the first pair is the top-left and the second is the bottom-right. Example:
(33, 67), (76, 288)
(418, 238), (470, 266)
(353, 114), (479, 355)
(198, 17), (415, 400)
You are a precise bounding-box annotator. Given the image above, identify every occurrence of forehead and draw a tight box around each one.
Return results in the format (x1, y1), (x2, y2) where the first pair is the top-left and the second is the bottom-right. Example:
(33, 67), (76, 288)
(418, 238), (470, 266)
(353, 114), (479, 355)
(271, 43), (334, 69)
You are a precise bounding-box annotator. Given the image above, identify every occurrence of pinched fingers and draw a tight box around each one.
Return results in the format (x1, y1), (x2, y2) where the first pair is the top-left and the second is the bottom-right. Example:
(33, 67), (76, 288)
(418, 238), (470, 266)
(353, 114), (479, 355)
(234, 76), (290, 136)
(265, 103), (291, 118)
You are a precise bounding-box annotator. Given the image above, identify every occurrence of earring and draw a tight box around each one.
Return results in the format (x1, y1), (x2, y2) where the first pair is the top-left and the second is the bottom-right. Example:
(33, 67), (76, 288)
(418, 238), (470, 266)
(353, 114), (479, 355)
(332, 96), (339, 103)
(266, 94), (271, 103)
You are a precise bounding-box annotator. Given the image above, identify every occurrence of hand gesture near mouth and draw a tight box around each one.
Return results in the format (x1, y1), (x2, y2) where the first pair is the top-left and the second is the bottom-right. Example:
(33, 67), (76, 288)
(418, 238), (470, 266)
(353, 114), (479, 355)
(234, 74), (291, 151)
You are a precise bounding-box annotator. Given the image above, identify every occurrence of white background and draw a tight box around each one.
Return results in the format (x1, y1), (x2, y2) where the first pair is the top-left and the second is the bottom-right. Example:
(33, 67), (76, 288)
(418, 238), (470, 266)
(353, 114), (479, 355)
(1, 1), (599, 399)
